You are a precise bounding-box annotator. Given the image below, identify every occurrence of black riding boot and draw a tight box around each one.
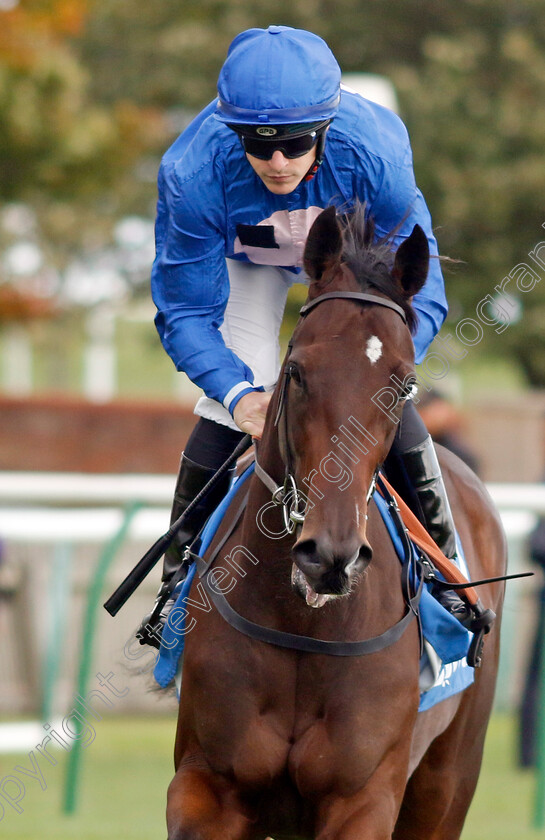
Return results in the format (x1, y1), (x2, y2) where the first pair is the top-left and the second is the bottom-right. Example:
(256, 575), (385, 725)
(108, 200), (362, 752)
(137, 454), (235, 648)
(400, 435), (472, 624)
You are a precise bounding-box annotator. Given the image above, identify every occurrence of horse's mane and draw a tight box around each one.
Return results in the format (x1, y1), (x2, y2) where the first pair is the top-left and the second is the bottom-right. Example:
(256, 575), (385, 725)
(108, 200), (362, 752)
(339, 205), (419, 333)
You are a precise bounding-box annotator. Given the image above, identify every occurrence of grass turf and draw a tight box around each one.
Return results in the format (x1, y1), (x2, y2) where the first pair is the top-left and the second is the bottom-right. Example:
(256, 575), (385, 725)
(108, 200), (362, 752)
(0, 713), (542, 838)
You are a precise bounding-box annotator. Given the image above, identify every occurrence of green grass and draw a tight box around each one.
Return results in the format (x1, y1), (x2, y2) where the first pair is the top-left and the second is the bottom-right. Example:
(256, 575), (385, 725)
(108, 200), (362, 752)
(464, 714), (544, 840)
(0, 715), (174, 839)
(0, 713), (543, 838)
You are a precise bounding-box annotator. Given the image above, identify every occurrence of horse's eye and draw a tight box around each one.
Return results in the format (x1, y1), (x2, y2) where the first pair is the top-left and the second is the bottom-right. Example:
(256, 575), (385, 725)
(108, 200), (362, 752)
(287, 362), (302, 385)
(400, 378), (418, 401)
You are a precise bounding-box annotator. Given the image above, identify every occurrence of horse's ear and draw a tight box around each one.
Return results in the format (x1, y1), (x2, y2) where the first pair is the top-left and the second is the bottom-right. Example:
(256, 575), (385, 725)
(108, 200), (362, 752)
(392, 225), (429, 296)
(303, 206), (343, 280)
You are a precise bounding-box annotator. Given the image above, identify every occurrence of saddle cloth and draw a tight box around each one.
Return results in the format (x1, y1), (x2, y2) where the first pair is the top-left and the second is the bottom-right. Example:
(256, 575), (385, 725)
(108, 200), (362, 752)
(154, 464), (474, 711)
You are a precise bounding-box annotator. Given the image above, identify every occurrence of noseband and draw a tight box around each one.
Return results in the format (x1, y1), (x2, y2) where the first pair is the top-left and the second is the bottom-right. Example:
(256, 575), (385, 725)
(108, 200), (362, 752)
(254, 290), (408, 531)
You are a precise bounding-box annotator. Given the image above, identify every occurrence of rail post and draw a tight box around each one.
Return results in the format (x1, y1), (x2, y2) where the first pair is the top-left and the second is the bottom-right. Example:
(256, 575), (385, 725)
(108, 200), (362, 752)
(62, 501), (142, 814)
(41, 542), (73, 723)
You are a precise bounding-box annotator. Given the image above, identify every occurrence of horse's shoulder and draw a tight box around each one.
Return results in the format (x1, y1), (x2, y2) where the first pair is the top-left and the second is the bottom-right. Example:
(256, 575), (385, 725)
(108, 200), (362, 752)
(437, 443), (488, 502)
(235, 448), (255, 477)
(200, 470), (252, 568)
(437, 443), (506, 563)
(436, 443), (481, 491)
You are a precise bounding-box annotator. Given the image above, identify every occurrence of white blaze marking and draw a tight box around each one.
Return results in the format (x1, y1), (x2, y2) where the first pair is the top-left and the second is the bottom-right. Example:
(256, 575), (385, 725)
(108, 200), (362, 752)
(365, 336), (383, 364)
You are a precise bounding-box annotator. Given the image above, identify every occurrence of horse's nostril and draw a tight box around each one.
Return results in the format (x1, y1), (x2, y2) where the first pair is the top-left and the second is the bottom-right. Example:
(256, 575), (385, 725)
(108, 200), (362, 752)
(358, 541), (373, 567)
(293, 536), (371, 584)
(293, 538), (321, 568)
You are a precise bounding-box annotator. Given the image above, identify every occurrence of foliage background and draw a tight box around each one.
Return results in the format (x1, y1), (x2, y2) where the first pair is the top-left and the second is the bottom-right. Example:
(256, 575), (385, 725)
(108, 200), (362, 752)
(1, 0), (545, 387)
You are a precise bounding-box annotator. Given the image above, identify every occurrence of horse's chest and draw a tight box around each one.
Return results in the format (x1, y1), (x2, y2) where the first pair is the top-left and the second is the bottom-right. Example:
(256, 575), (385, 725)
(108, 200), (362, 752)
(183, 584), (420, 797)
(287, 694), (410, 797)
(219, 670), (413, 798)
(212, 706), (363, 796)
(288, 718), (355, 795)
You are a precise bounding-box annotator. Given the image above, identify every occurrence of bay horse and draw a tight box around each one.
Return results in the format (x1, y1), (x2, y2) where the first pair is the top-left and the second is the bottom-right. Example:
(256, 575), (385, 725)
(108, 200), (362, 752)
(166, 206), (506, 840)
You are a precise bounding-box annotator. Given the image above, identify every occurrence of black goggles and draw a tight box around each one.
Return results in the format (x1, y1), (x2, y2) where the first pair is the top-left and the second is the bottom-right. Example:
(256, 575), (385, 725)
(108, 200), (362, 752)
(241, 131), (319, 160)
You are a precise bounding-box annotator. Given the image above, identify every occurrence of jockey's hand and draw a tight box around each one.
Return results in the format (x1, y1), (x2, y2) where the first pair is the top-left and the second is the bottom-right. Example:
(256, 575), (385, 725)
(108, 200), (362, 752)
(233, 390), (272, 439)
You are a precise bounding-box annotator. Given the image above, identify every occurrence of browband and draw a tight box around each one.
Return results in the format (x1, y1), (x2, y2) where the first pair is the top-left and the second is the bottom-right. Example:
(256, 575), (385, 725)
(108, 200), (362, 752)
(299, 291), (407, 324)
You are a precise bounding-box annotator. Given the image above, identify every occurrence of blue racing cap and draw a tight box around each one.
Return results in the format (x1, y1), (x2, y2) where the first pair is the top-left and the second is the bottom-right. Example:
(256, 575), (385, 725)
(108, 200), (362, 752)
(215, 26), (341, 127)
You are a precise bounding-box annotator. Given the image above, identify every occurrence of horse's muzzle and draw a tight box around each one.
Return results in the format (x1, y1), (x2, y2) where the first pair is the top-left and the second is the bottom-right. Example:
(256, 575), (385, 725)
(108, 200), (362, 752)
(291, 535), (372, 600)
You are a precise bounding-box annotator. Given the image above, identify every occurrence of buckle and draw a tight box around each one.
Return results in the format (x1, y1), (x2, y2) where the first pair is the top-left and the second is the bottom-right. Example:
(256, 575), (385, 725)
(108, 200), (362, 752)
(466, 606), (495, 668)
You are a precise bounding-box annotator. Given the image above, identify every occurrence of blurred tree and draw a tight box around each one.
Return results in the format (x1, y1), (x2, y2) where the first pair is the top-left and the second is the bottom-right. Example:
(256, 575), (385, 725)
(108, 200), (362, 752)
(0, 0), (165, 272)
(2, 0), (545, 385)
(73, 0), (545, 381)
(390, 15), (545, 383)
(0, 283), (55, 322)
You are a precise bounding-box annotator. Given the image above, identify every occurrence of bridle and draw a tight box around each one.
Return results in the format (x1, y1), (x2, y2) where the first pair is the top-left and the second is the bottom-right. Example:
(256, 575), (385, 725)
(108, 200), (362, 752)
(197, 289), (426, 657)
(254, 289), (408, 533)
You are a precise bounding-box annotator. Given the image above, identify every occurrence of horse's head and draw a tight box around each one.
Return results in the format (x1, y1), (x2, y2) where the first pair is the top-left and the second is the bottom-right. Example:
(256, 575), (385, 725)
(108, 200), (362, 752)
(283, 205), (429, 606)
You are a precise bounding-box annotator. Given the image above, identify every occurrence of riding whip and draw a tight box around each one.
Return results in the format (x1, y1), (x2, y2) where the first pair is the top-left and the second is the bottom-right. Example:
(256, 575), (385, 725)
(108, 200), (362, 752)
(103, 434), (252, 616)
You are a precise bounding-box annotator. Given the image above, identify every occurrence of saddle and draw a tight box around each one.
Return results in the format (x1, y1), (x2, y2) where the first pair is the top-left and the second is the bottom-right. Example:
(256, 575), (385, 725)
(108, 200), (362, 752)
(376, 474), (496, 668)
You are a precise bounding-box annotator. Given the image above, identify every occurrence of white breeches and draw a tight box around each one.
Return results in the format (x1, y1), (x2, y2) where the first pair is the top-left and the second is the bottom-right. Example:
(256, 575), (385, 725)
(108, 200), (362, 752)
(194, 259), (305, 430)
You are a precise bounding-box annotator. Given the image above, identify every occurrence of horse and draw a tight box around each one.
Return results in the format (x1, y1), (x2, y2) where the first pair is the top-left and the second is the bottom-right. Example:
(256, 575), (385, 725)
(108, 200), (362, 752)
(165, 206), (507, 840)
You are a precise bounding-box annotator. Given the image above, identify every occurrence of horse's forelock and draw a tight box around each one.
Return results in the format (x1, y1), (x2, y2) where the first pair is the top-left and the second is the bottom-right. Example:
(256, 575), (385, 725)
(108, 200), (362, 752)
(340, 207), (418, 333)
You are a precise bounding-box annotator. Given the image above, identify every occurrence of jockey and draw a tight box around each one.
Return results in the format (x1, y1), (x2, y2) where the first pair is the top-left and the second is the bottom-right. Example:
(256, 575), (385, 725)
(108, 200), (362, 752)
(137, 25), (468, 648)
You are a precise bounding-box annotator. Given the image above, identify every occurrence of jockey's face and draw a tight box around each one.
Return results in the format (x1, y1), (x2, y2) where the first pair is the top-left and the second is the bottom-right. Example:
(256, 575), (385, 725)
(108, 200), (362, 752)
(245, 147), (316, 194)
